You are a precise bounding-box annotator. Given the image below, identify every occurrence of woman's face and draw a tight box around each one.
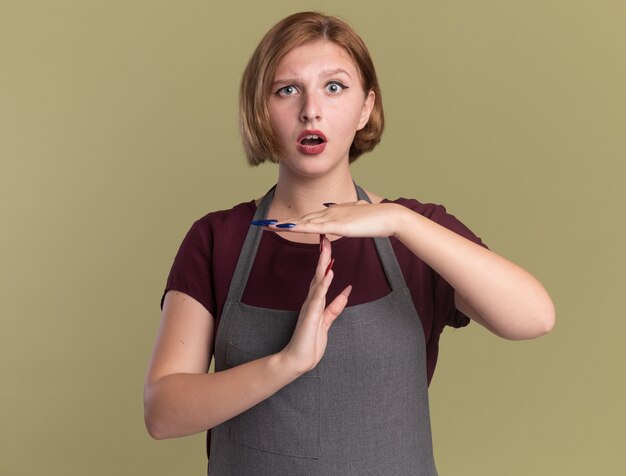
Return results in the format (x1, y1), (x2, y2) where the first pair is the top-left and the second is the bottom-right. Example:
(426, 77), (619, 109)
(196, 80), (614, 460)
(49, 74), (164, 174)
(268, 40), (375, 177)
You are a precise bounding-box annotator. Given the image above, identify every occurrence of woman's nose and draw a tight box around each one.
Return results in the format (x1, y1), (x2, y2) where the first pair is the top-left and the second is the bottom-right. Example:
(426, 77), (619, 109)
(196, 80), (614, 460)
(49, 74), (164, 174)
(299, 93), (321, 122)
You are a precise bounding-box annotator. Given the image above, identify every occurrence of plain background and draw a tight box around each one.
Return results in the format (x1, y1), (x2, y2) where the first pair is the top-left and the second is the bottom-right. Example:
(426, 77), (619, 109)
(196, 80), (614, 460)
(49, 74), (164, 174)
(1, 1), (625, 474)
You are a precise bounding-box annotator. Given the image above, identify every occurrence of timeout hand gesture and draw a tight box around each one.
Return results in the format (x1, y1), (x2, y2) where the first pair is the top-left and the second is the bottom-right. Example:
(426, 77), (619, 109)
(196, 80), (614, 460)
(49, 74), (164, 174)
(279, 236), (352, 376)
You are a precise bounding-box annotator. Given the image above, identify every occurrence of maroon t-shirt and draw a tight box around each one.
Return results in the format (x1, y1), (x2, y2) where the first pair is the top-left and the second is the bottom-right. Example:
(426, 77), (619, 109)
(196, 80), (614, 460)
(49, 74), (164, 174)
(163, 197), (486, 384)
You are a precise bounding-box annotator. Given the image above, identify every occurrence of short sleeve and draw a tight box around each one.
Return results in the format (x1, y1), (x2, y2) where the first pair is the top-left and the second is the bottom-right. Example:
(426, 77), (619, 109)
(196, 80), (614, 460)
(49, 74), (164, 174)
(161, 219), (216, 316)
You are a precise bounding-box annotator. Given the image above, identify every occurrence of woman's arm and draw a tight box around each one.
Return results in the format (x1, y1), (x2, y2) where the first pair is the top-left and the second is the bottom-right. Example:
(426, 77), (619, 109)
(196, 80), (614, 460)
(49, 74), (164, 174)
(269, 202), (555, 340)
(144, 240), (349, 439)
(392, 206), (555, 340)
(143, 291), (292, 439)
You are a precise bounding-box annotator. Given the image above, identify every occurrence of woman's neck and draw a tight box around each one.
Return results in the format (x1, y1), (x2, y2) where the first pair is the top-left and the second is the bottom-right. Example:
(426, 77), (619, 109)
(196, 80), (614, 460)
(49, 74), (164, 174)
(271, 166), (358, 220)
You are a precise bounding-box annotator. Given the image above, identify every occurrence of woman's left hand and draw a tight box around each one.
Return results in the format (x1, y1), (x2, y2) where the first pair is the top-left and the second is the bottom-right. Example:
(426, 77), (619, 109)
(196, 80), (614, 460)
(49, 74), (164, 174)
(268, 201), (406, 238)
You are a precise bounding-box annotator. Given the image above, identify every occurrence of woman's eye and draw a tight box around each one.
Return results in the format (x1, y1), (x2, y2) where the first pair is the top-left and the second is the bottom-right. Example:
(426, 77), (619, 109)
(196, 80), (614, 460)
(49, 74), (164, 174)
(326, 82), (346, 93)
(276, 85), (297, 96)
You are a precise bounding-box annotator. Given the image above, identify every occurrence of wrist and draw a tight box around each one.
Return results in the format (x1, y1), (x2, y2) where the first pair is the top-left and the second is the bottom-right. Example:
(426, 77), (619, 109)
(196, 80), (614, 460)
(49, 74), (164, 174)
(390, 203), (414, 240)
(272, 349), (306, 382)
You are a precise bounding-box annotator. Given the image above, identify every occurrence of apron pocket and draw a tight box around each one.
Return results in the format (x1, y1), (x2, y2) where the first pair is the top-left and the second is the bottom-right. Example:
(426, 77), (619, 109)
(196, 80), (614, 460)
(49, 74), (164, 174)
(225, 343), (320, 459)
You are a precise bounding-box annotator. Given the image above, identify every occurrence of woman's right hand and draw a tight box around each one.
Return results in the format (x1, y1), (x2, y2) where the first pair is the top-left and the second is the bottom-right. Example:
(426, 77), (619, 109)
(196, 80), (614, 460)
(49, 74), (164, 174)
(279, 236), (352, 376)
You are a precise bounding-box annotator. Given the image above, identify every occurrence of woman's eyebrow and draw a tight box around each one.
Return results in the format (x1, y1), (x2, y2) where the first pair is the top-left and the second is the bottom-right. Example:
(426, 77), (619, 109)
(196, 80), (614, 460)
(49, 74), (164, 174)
(320, 68), (352, 79)
(273, 69), (353, 85)
(272, 77), (299, 86)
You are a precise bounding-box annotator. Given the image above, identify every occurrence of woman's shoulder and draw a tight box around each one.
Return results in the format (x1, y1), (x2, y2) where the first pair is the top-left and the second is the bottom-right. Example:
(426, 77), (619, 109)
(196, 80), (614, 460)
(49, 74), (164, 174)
(183, 200), (257, 245)
(383, 196), (449, 218)
(193, 200), (256, 227)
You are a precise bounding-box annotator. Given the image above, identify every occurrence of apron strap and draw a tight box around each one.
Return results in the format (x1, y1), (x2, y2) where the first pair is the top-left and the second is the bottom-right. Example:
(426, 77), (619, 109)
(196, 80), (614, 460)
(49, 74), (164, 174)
(354, 184), (408, 292)
(225, 186), (275, 302)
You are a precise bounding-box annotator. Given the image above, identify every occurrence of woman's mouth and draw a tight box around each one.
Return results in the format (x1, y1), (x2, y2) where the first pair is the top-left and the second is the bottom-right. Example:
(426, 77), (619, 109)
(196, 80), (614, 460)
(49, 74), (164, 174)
(297, 130), (327, 155)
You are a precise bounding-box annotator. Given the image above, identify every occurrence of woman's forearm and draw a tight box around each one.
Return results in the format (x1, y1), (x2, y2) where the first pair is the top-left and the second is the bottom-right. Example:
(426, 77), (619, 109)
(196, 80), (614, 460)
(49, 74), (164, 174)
(145, 240), (346, 440)
(392, 205), (555, 339)
(144, 352), (299, 440)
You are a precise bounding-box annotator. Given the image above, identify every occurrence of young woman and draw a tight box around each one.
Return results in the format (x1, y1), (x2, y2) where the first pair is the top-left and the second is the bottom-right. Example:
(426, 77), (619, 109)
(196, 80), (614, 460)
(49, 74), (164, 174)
(144, 11), (555, 475)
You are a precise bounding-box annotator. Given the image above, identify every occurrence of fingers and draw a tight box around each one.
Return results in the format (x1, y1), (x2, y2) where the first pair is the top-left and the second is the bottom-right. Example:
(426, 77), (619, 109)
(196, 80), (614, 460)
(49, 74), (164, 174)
(301, 237), (333, 315)
(261, 202), (364, 234)
(299, 268), (334, 337)
(313, 236), (332, 281)
(251, 201), (365, 226)
(271, 216), (328, 234)
(265, 201), (373, 237)
(323, 285), (352, 327)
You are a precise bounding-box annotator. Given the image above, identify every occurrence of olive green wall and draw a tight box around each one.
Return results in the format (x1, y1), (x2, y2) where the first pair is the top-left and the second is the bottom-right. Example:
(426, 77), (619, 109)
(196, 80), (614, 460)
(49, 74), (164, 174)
(2, 1), (624, 474)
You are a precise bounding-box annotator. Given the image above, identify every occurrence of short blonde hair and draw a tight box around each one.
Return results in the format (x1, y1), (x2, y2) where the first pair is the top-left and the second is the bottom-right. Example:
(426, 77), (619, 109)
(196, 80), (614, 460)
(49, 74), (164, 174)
(240, 11), (385, 166)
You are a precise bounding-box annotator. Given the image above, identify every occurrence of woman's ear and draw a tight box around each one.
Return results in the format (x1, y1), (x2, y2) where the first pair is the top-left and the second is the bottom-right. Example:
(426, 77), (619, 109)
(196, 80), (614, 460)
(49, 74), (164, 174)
(357, 90), (376, 130)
